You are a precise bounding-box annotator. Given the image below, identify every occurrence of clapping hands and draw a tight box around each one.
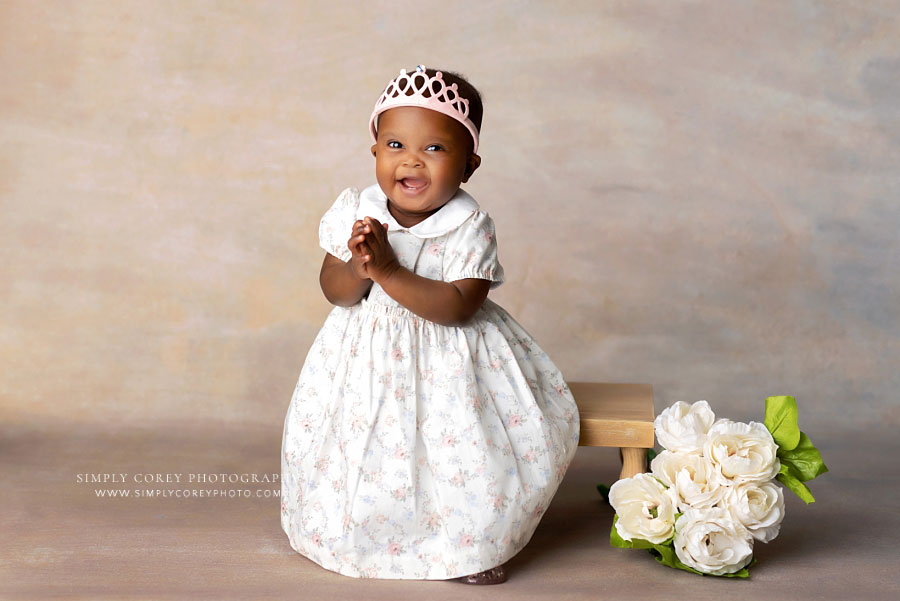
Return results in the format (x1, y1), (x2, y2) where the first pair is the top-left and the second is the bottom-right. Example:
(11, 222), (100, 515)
(347, 216), (400, 283)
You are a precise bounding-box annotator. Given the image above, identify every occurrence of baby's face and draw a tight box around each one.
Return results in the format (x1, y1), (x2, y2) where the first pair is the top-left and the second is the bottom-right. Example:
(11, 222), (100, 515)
(371, 106), (479, 228)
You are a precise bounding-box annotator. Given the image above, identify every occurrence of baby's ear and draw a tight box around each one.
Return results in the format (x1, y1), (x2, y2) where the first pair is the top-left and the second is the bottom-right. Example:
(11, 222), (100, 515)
(370, 144), (377, 157)
(462, 153), (481, 183)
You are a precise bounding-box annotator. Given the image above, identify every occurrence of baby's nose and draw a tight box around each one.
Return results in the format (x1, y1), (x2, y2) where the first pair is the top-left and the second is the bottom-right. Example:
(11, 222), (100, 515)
(402, 152), (424, 168)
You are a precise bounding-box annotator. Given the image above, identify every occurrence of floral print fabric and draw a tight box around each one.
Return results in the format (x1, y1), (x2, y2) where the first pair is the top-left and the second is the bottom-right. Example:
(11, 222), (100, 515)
(281, 186), (580, 579)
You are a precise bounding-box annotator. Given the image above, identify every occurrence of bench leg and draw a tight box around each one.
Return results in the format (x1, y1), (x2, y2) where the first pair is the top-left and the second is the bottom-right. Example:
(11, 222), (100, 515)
(619, 447), (648, 480)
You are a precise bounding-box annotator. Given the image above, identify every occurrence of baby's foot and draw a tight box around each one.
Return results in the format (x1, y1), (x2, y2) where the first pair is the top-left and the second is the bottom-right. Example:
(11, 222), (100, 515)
(458, 564), (507, 585)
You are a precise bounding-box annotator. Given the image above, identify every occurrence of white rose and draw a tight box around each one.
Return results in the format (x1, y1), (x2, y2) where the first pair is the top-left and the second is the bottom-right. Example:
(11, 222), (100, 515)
(609, 473), (678, 544)
(704, 420), (780, 485)
(650, 450), (726, 510)
(725, 481), (785, 543)
(654, 401), (717, 453)
(674, 507), (754, 575)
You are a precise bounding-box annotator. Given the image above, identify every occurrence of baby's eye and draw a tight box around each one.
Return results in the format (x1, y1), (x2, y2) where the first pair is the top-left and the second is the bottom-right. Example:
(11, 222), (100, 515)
(387, 140), (403, 149)
(425, 144), (444, 151)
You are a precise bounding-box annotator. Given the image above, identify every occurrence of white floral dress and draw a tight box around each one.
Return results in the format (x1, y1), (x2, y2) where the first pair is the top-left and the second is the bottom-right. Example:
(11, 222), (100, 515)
(281, 184), (580, 579)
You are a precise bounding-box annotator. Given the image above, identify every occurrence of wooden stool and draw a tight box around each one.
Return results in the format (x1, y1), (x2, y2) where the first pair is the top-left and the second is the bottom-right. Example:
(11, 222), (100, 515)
(568, 382), (655, 480)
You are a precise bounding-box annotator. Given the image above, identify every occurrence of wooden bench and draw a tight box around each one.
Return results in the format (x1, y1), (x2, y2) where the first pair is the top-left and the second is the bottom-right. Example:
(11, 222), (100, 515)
(568, 382), (655, 480)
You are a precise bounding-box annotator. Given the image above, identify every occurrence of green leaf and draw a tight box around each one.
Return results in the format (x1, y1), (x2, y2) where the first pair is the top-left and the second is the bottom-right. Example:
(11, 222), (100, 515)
(778, 431), (828, 482)
(724, 564), (753, 578)
(645, 542), (703, 575)
(764, 395), (801, 451)
(777, 463), (816, 503)
(610, 515), (633, 548)
(720, 557), (756, 579)
(597, 483), (610, 504)
(647, 448), (658, 462)
(609, 517), (752, 577)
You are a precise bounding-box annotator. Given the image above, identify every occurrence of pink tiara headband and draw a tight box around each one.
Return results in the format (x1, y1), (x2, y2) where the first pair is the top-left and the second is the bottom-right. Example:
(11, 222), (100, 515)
(369, 65), (479, 153)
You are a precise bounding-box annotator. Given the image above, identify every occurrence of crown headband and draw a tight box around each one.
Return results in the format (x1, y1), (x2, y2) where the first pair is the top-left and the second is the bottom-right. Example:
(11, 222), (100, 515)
(369, 65), (479, 153)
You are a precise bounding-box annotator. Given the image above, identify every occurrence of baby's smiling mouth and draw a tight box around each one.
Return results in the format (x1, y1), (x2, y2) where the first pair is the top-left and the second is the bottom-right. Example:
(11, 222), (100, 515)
(399, 177), (428, 191)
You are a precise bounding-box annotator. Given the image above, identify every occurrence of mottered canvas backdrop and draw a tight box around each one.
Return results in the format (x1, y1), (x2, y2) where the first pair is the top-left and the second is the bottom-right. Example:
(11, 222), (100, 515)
(0, 2), (900, 432)
(2, 4), (899, 468)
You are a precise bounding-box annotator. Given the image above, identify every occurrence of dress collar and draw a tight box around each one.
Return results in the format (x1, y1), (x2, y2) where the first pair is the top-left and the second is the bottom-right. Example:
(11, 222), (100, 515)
(357, 184), (479, 239)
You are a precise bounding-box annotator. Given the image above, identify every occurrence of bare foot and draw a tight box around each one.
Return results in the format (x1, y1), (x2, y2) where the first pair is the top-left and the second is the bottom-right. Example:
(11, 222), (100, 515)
(458, 564), (507, 585)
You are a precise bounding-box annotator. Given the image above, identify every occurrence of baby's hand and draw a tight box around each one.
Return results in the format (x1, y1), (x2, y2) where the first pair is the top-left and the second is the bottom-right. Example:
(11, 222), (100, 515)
(360, 217), (400, 284)
(347, 220), (373, 280)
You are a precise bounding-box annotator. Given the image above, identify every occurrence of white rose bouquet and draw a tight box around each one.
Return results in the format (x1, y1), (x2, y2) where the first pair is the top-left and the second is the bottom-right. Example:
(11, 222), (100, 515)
(607, 396), (827, 577)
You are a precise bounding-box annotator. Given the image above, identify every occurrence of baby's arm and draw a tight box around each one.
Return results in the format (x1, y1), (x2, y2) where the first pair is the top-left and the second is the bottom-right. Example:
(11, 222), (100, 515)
(319, 221), (374, 306)
(360, 217), (490, 326)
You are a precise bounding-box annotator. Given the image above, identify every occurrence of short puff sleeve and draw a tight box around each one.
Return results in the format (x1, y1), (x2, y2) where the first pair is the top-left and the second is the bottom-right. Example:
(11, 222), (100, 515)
(441, 211), (505, 289)
(318, 187), (360, 262)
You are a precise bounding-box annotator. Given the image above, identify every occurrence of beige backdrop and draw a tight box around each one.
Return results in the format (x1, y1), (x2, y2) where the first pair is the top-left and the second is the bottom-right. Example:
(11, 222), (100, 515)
(2, 1), (898, 436)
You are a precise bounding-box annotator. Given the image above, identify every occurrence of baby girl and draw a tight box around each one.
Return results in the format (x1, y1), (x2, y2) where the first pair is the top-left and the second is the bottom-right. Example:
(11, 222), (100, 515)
(281, 65), (579, 584)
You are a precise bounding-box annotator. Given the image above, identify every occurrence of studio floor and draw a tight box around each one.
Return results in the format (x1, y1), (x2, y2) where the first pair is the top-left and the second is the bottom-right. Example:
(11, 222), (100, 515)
(2, 419), (897, 601)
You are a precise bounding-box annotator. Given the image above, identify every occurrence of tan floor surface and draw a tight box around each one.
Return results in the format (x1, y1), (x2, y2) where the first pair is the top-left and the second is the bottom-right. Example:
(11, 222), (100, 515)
(2, 419), (897, 600)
